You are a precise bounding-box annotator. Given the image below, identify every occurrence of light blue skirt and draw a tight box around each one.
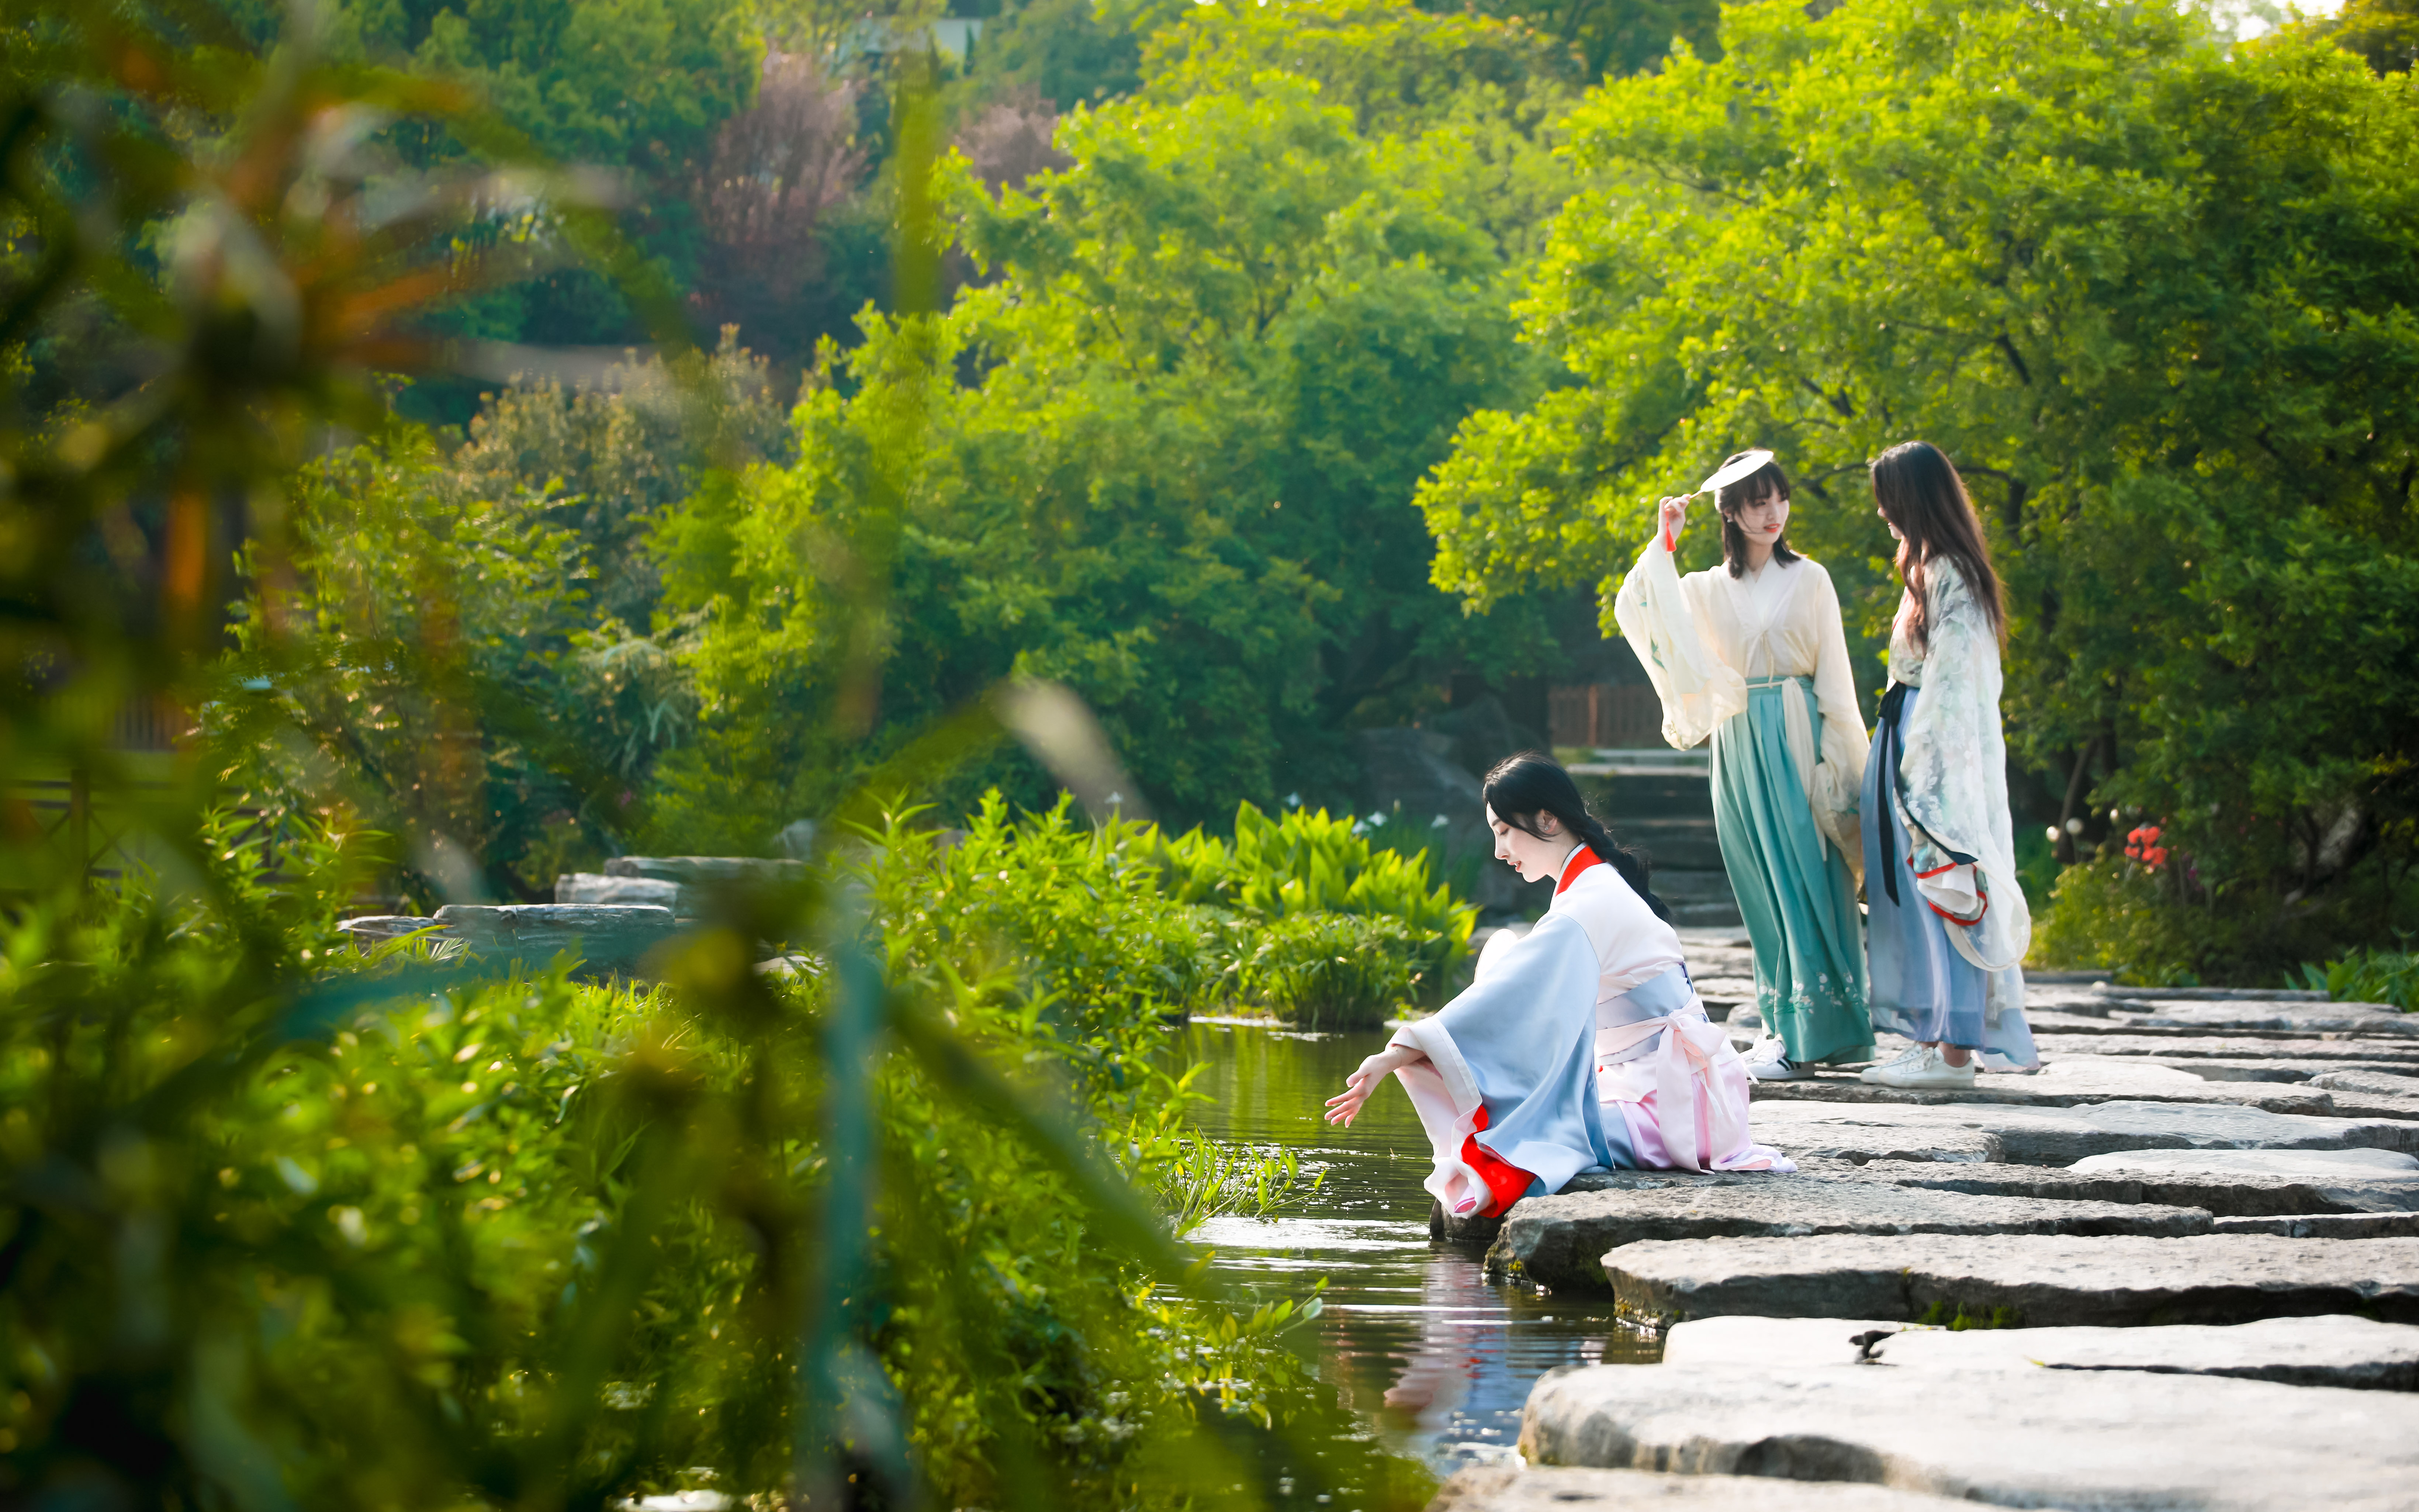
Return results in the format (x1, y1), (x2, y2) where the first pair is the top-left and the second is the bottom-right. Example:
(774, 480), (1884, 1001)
(1711, 677), (1873, 1065)
(1862, 684), (2038, 1070)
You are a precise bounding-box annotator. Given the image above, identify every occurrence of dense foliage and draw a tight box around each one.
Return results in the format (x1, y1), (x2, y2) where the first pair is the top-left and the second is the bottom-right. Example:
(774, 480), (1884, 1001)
(645, 2), (1584, 842)
(0, 800), (1439, 1509)
(1417, 0), (2419, 982)
(0, 6), (1454, 1505)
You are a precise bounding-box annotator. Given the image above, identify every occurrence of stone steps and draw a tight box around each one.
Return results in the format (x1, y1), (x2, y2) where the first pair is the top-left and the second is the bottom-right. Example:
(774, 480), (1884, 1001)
(1486, 1175), (2212, 1295)
(1657, 1312), (2419, 1391)
(1604, 1232), (2419, 1328)
(1439, 940), (2419, 1512)
(1509, 1352), (2419, 1510)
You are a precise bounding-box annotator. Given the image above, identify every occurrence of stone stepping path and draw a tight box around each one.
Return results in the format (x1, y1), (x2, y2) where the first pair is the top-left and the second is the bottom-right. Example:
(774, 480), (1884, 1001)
(1509, 1354), (2419, 1511)
(1745, 1096), (2419, 1164)
(1602, 1233), (2419, 1327)
(1749, 1057), (2337, 1111)
(1660, 1312), (2419, 1390)
(1437, 964), (2419, 1511)
(2031, 1032), (2419, 1063)
(1849, 1150), (2419, 1217)
(1432, 1465), (1976, 1511)
(1488, 1176), (2210, 1295)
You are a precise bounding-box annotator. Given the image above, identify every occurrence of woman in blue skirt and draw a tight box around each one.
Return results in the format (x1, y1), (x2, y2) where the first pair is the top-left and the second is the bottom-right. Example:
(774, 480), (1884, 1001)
(1859, 441), (2036, 1086)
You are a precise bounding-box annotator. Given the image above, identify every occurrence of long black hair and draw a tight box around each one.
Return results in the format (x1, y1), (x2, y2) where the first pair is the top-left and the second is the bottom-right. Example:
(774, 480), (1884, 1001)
(1869, 440), (2007, 651)
(1712, 449), (1801, 579)
(1481, 751), (1670, 923)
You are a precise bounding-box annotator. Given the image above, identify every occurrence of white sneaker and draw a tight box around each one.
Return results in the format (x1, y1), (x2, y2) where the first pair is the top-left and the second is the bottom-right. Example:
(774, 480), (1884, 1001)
(1744, 1038), (1813, 1082)
(1862, 1044), (1977, 1090)
(1857, 1043), (1927, 1084)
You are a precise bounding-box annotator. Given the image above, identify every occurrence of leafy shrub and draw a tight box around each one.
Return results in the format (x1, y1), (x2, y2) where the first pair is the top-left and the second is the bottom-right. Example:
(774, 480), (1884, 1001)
(0, 806), (1419, 1511)
(1244, 912), (1424, 1029)
(2299, 946), (2419, 1011)
(2029, 850), (2417, 989)
(1160, 802), (1476, 1008)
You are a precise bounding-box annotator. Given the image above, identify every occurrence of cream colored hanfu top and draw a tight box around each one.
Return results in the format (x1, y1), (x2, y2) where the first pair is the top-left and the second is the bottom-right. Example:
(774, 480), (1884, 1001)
(1614, 535), (1869, 871)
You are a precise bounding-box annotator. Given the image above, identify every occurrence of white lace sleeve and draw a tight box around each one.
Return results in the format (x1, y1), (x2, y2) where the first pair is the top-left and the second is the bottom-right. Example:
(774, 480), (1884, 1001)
(1614, 534), (1744, 750)
(1893, 564), (2030, 975)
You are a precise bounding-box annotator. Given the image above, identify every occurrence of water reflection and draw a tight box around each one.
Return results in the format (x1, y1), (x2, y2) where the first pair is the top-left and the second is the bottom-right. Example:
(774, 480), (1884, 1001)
(1179, 1019), (1661, 1476)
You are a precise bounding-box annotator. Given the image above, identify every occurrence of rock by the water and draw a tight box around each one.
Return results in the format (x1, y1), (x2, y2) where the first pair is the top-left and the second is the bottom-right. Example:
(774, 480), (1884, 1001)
(1854, 1155), (2419, 1217)
(336, 914), (439, 952)
(1427, 1465), (1976, 1511)
(1659, 1312), (2419, 1391)
(1748, 1097), (2419, 1165)
(604, 855), (804, 887)
(1485, 1177), (2210, 1295)
(556, 872), (685, 910)
(1602, 1232), (2419, 1328)
(1520, 1359), (2419, 1509)
(431, 903), (679, 975)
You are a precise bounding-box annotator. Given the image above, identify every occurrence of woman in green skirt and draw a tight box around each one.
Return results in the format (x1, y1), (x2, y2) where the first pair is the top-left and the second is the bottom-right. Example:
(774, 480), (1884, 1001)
(1614, 449), (1874, 1078)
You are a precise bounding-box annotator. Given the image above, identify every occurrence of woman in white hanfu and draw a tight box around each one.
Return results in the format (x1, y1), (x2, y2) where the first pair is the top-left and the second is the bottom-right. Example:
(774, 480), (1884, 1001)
(1858, 440), (2037, 1087)
(1615, 449), (1875, 1081)
(1324, 754), (1794, 1221)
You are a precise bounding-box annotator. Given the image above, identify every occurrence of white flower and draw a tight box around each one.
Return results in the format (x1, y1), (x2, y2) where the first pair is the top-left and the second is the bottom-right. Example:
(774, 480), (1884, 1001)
(1285, 791), (1302, 807)
(1431, 814), (1450, 828)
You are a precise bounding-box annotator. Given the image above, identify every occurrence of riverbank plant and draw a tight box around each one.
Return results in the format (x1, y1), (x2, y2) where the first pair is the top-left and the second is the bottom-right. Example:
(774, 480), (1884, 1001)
(2298, 945), (2419, 1011)
(1160, 803), (1478, 1017)
(0, 805), (1423, 1509)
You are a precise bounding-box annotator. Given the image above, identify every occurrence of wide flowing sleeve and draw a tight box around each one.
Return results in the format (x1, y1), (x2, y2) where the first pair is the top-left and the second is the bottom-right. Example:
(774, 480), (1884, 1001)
(1386, 913), (1611, 1205)
(1892, 565), (2031, 978)
(1614, 534), (1744, 749)
(1805, 564), (1870, 878)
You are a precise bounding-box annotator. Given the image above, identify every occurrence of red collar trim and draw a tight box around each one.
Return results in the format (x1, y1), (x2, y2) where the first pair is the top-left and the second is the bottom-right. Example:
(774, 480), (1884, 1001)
(1555, 845), (1602, 896)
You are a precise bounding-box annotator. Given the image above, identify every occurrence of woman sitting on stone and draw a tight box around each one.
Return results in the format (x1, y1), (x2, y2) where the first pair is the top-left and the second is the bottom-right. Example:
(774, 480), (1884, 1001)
(1323, 753), (1794, 1219)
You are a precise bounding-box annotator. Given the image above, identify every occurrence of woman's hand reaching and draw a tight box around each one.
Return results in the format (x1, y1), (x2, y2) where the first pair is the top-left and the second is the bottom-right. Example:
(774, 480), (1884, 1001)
(1325, 1043), (1424, 1127)
(1658, 495), (1689, 551)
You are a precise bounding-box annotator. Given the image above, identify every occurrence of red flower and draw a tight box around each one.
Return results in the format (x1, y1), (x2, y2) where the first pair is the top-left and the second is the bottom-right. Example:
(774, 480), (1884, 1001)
(2124, 825), (2167, 869)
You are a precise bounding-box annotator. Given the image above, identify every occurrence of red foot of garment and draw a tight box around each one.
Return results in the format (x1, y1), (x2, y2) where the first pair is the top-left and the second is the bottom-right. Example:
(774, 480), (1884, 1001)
(1460, 1106), (1537, 1217)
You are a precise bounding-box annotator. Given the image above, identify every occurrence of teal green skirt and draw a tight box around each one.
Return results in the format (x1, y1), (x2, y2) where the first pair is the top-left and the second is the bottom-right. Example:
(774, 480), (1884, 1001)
(1712, 677), (1873, 1064)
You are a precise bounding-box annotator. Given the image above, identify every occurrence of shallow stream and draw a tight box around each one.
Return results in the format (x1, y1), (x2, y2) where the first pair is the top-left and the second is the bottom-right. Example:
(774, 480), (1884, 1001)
(1178, 1018), (1661, 1480)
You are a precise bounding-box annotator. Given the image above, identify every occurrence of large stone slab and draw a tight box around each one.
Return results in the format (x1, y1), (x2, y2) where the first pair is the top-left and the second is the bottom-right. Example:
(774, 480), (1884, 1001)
(604, 855), (804, 887)
(2069, 1145), (2419, 1176)
(1749, 1097), (2419, 1165)
(1603, 1233), (2419, 1328)
(1429, 1465), (1977, 1512)
(1748, 1058), (2335, 1114)
(2032, 1032), (2419, 1063)
(1484, 1177), (2210, 1295)
(2108, 999), (2418, 1036)
(2217, 1212), (2419, 1237)
(2313, 1067), (2419, 1093)
(1854, 1155), (2419, 1217)
(556, 871), (687, 911)
(431, 903), (681, 975)
(1520, 1360), (2419, 1508)
(1660, 1312), (2419, 1391)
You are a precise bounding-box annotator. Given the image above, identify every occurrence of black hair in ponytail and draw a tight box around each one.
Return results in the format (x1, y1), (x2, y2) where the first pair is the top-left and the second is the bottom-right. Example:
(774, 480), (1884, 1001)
(1481, 751), (1670, 923)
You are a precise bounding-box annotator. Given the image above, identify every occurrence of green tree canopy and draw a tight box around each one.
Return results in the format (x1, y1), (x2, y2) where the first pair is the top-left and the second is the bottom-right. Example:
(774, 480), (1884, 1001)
(645, 1), (1578, 845)
(1418, 0), (2419, 952)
